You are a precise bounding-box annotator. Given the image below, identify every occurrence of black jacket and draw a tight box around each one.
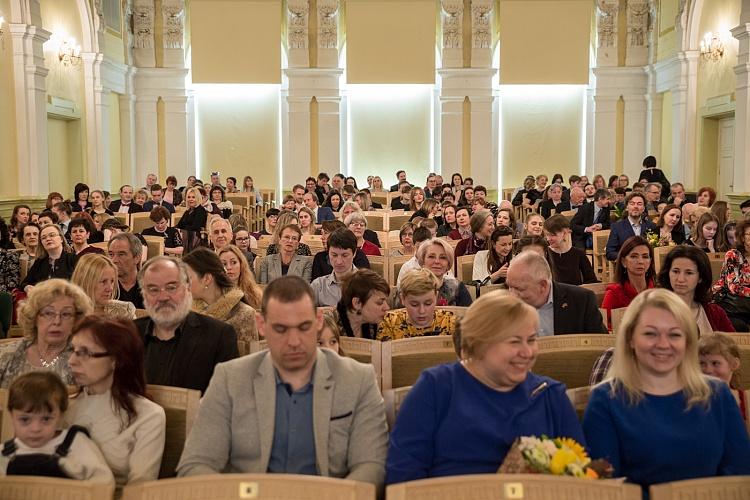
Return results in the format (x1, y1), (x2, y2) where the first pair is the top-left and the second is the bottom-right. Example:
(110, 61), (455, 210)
(20, 252), (78, 289)
(552, 282), (608, 335)
(135, 311), (239, 393)
(107, 200), (144, 213)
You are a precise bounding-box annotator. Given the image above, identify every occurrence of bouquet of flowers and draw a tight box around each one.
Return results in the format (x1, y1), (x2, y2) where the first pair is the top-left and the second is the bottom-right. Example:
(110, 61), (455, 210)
(498, 436), (612, 479)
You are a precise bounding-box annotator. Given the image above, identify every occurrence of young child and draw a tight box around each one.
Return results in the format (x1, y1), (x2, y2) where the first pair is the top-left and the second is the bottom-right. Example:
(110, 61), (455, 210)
(317, 312), (345, 356)
(699, 333), (746, 423)
(1, 372), (113, 484)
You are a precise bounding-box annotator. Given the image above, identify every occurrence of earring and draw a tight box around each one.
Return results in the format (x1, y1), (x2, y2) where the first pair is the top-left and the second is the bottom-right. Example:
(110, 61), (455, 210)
(356, 309), (362, 316)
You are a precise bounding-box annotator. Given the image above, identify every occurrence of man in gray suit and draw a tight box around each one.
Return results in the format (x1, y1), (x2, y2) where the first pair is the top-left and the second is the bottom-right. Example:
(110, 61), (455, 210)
(177, 276), (388, 489)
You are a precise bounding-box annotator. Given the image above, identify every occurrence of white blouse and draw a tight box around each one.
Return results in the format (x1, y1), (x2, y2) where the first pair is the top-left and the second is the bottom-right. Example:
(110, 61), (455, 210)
(66, 390), (166, 488)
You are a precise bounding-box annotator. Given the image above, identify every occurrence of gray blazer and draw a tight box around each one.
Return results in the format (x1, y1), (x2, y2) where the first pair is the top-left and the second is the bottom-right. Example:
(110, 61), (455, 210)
(258, 253), (312, 283)
(176, 349), (388, 488)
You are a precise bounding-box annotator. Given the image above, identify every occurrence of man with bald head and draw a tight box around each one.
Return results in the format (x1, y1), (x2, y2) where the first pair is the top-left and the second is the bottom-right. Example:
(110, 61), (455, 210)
(505, 252), (607, 336)
(568, 187), (586, 213)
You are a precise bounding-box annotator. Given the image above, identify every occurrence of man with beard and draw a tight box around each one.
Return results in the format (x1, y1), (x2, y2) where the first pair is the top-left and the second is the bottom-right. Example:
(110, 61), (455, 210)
(135, 256), (239, 393)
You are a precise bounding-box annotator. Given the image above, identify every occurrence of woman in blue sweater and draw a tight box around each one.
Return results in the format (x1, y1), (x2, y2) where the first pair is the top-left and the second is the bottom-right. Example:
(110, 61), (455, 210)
(385, 291), (584, 484)
(583, 288), (750, 495)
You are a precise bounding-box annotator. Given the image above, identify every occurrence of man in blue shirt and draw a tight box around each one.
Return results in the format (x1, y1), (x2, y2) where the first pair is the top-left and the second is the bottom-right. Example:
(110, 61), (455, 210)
(177, 276), (388, 490)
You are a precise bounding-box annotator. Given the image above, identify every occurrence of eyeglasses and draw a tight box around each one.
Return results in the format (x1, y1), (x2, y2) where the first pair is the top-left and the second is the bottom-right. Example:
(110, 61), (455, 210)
(40, 233), (60, 241)
(38, 310), (76, 322)
(144, 283), (184, 297)
(281, 235), (300, 242)
(349, 222), (366, 228)
(71, 347), (110, 361)
(235, 237), (250, 241)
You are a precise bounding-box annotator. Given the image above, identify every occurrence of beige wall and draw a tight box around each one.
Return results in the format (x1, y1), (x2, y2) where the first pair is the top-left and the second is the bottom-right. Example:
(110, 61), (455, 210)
(657, 0), (679, 62)
(193, 85), (280, 190)
(500, 85), (585, 189)
(109, 92), (123, 190)
(0, 0), (18, 197)
(41, 0), (87, 191)
(348, 85), (433, 187)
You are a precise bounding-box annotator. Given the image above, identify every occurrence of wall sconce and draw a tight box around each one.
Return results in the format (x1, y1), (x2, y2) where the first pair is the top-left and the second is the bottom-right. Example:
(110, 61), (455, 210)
(700, 32), (725, 62)
(0, 16), (6, 50)
(51, 32), (82, 66)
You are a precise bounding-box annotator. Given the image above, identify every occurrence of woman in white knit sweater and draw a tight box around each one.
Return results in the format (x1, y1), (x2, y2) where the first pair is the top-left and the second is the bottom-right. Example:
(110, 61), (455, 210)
(66, 315), (166, 489)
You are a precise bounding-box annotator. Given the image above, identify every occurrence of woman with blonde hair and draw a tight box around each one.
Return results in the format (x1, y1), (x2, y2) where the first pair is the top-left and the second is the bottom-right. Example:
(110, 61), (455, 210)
(242, 175), (264, 205)
(386, 290), (583, 483)
(0, 279), (93, 388)
(218, 245), (262, 310)
(583, 288), (750, 493)
(71, 254), (136, 319)
(414, 237), (472, 306)
(298, 206), (317, 236)
(377, 268), (457, 341)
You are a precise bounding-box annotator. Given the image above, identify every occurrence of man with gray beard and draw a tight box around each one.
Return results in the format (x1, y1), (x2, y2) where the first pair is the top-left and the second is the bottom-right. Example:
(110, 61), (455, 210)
(134, 256), (239, 393)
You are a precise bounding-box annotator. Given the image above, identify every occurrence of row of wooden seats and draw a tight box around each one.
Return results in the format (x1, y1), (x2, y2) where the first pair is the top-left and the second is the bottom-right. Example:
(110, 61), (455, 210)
(2, 471), (747, 500)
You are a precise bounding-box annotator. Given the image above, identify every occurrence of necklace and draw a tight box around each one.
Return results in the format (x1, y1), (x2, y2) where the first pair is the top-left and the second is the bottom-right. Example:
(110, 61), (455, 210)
(37, 345), (61, 368)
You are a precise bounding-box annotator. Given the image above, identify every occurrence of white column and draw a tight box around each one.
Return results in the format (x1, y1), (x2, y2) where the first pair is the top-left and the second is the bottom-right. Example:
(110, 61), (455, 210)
(593, 95), (618, 173)
(317, 96), (341, 174)
(9, 17), (50, 195)
(119, 92), (137, 186)
(285, 96), (312, 186)
(669, 52), (699, 186)
(134, 95), (159, 184)
(439, 96), (463, 174)
(470, 95), (496, 186)
(82, 52), (112, 189)
(623, 94), (648, 179)
(732, 18), (750, 192)
(163, 95), (189, 181)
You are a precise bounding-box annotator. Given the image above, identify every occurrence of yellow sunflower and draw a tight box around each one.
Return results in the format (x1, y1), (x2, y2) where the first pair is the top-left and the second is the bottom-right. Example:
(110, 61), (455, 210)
(557, 437), (590, 464)
(549, 449), (578, 475)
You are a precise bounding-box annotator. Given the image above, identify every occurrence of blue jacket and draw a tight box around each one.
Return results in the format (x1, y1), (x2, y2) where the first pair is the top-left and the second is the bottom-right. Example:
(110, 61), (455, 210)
(315, 206), (336, 222)
(605, 217), (656, 261)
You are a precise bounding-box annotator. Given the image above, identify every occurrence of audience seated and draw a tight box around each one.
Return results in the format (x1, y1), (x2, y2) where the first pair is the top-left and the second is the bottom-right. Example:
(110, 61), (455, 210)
(176, 276), (388, 489)
(107, 233), (144, 310)
(377, 268), (456, 341)
(655, 203), (686, 245)
(396, 227), (433, 287)
(9, 205), (31, 241)
(141, 207), (184, 256)
(340, 201), (381, 248)
(543, 215), (597, 285)
(522, 213), (545, 237)
(71, 254), (136, 320)
(143, 184), (176, 214)
(688, 212), (722, 253)
(699, 333), (746, 422)
(386, 291), (584, 484)
(345, 211), (381, 256)
(447, 206), (471, 240)
(311, 228), (358, 307)
(436, 204), (456, 237)
(69, 217), (104, 256)
(454, 210), (494, 267)
(583, 289), (750, 496)
(17, 222), (40, 268)
(67, 316), (166, 490)
(602, 236), (655, 313)
(218, 245), (262, 310)
(472, 226), (513, 284)
(20, 224), (78, 292)
(134, 257), (238, 393)
(0, 279), (92, 388)
(331, 269), (391, 339)
(1, 371), (114, 484)
(506, 251), (606, 335)
(606, 192), (656, 261)
(108, 185), (144, 214)
(538, 183), (570, 219)
(183, 248), (258, 343)
(258, 224), (312, 284)
(571, 188), (611, 249)
(311, 220), (370, 280)
(712, 218), (750, 331)
(175, 187), (208, 251)
(265, 212), (312, 256)
(413, 238), (472, 307)
(391, 222), (416, 257)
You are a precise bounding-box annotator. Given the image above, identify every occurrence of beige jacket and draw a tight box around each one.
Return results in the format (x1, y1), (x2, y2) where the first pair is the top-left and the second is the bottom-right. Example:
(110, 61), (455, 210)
(177, 349), (388, 488)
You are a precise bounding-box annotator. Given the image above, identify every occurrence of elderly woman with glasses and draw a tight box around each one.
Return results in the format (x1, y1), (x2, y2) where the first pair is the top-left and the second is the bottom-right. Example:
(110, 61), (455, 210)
(412, 237), (472, 307)
(20, 224), (78, 293)
(258, 224), (313, 284)
(0, 279), (93, 388)
(67, 316), (166, 490)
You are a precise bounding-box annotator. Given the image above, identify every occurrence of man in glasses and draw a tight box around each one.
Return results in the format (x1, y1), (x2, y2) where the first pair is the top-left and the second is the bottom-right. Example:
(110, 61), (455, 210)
(135, 256), (238, 393)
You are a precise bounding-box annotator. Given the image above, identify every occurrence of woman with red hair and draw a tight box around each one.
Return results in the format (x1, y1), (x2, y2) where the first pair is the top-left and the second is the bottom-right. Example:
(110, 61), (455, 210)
(67, 316), (166, 490)
(696, 186), (717, 208)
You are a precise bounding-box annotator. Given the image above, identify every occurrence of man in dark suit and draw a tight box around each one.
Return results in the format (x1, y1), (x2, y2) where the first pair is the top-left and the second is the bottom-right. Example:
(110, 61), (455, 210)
(143, 184), (176, 214)
(389, 170), (409, 192)
(506, 252), (607, 336)
(109, 184), (145, 214)
(135, 256), (239, 393)
(538, 184), (570, 219)
(571, 188), (611, 249)
(667, 182), (696, 207)
(605, 192), (656, 261)
(304, 192), (335, 222)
